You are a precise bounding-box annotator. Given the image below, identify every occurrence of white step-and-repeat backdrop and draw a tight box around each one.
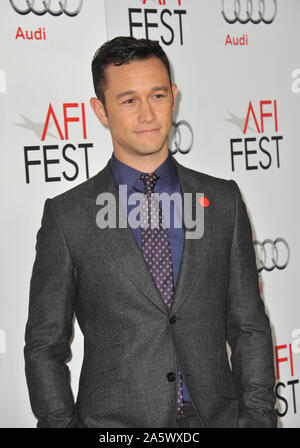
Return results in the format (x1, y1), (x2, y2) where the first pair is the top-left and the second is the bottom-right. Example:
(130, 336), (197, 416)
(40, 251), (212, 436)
(0, 0), (299, 428)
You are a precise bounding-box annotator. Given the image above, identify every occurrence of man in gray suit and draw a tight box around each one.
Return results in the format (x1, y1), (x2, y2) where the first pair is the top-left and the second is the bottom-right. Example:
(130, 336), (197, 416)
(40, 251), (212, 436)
(24, 37), (277, 428)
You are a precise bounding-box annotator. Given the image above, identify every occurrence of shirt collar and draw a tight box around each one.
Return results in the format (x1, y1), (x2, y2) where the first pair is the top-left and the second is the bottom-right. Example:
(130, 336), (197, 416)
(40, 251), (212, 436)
(109, 150), (178, 194)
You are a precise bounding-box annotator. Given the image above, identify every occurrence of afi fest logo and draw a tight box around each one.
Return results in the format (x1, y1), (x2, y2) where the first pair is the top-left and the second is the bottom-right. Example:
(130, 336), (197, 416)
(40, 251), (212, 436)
(275, 330), (300, 418)
(9, 0), (83, 16)
(128, 0), (186, 45)
(20, 102), (94, 183)
(225, 99), (283, 172)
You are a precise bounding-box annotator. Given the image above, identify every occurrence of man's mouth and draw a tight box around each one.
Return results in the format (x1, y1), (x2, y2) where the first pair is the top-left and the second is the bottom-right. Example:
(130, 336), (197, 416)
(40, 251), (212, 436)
(135, 128), (160, 134)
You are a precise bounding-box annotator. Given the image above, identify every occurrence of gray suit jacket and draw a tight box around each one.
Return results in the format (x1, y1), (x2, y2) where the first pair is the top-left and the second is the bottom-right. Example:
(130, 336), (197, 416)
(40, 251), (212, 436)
(24, 156), (277, 428)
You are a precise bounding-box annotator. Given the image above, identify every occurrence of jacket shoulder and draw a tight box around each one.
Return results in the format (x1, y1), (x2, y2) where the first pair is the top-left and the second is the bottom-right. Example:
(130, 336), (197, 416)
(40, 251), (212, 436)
(177, 162), (238, 196)
(49, 162), (108, 205)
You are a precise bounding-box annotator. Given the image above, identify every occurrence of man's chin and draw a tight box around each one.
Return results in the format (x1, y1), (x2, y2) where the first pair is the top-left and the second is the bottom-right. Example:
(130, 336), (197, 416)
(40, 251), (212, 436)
(131, 139), (168, 156)
(133, 146), (167, 157)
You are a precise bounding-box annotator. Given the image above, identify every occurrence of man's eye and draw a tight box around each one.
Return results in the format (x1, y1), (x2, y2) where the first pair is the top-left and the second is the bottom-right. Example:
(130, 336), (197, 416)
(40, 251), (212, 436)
(154, 94), (165, 99)
(123, 98), (134, 104)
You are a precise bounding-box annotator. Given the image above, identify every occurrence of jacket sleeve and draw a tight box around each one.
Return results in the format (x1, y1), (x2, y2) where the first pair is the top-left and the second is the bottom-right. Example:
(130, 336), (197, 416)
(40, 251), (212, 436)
(24, 198), (78, 428)
(226, 180), (277, 428)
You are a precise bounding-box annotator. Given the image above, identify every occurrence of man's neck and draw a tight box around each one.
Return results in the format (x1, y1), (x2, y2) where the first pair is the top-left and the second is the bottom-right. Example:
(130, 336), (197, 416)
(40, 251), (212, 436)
(113, 148), (169, 173)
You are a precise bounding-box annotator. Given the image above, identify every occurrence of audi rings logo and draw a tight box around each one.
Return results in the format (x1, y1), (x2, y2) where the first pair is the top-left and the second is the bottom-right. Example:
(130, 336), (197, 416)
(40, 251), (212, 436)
(170, 120), (194, 155)
(222, 0), (277, 24)
(9, 0), (83, 16)
(253, 238), (290, 272)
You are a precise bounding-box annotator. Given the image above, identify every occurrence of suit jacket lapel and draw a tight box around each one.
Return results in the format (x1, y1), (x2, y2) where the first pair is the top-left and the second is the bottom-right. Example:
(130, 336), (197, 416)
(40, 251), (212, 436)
(171, 158), (213, 314)
(84, 160), (168, 314)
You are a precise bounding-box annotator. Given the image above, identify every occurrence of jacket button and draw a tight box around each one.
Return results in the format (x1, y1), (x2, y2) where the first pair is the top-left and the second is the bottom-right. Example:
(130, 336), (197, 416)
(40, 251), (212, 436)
(169, 315), (176, 324)
(167, 372), (176, 382)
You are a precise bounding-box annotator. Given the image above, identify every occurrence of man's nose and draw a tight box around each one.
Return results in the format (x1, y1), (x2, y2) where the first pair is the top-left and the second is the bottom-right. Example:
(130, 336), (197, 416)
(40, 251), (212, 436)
(138, 100), (156, 123)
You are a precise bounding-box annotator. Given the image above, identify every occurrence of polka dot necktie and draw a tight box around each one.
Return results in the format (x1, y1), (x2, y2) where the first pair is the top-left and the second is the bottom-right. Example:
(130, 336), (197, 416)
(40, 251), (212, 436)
(138, 172), (184, 416)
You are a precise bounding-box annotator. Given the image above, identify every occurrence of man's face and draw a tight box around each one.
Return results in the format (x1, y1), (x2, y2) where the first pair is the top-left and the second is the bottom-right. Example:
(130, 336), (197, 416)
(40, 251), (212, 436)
(90, 57), (178, 161)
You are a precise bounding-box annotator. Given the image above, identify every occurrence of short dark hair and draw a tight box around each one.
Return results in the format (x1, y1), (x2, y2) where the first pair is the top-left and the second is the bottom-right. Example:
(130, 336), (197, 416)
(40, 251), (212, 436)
(91, 36), (172, 106)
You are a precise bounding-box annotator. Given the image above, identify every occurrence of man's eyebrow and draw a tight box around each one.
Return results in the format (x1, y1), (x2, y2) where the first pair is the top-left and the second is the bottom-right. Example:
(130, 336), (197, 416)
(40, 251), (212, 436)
(115, 90), (136, 100)
(151, 86), (169, 93)
(115, 86), (169, 100)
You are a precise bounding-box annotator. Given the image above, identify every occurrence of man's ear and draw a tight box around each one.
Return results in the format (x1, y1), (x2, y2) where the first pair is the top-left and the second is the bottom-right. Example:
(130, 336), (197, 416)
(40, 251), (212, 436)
(90, 97), (108, 126)
(171, 83), (178, 112)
